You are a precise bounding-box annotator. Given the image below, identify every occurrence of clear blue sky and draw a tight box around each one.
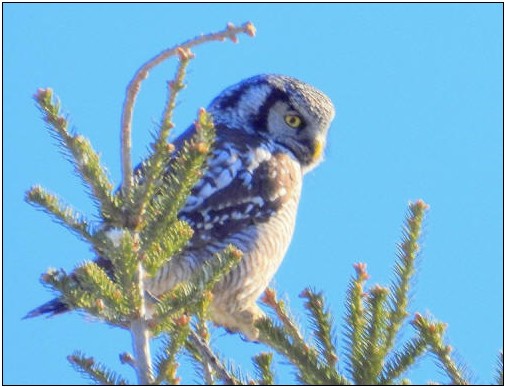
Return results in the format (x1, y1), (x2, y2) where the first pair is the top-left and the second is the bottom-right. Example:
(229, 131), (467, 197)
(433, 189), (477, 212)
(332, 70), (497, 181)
(4, 3), (503, 385)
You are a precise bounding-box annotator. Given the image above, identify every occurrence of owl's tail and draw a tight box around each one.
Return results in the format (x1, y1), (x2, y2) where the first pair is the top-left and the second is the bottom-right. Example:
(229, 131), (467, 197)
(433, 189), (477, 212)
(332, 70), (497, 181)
(23, 298), (69, 319)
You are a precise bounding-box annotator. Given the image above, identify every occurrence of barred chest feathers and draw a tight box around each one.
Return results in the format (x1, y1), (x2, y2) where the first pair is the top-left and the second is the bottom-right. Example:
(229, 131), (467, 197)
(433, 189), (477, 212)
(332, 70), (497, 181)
(207, 141), (303, 305)
(145, 138), (303, 303)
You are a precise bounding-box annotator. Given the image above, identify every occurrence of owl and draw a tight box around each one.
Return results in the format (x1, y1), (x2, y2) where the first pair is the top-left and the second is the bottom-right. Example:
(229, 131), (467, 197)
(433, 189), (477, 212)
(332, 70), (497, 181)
(27, 74), (335, 340)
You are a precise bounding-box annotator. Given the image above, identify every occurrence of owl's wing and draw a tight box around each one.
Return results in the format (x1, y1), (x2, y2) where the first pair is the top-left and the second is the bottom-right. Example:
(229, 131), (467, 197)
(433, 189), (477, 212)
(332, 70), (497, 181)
(178, 133), (298, 251)
(133, 125), (297, 251)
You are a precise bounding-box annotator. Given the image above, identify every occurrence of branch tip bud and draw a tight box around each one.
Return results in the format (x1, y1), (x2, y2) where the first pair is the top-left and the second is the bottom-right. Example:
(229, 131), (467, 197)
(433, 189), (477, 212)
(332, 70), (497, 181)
(353, 262), (370, 281)
(119, 352), (135, 365)
(95, 298), (105, 311)
(176, 46), (194, 61)
(175, 314), (191, 326)
(192, 142), (209, 154)
(261, 288), (277, 306)
(243, 22), (256, 37)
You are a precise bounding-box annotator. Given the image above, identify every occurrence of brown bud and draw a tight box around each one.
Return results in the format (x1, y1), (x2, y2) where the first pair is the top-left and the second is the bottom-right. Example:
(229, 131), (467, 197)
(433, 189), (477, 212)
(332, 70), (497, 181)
(55, 116), (66, 127)
(176, 47), (188, 60)
(353, 262), (370, 280)
(413, 312), (423, 324)
(41, 273), (52, 283)
(229, 247), (243, 259)
(262, 288), (277, 306)
(415, 199), (430, 211)
(192, 142), (209, 154)
(35, 88), (52, 101)
(176, 47), (194, 61)
(119, 352), (134, 365)
(329, 353), (338, 364)
(175, 314), (190, 326)
(244, 22), (256, 37)
(95, 299), (105, 311)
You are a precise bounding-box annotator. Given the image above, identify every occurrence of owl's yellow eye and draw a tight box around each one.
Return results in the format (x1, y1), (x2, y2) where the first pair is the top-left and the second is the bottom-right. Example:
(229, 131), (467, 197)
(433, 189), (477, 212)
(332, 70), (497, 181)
(284, 114), (303, 128)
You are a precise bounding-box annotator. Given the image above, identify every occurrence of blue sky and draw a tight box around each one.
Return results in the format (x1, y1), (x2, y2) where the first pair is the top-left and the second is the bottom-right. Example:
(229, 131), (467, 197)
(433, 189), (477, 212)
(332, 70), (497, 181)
(4, 3), (503, 385)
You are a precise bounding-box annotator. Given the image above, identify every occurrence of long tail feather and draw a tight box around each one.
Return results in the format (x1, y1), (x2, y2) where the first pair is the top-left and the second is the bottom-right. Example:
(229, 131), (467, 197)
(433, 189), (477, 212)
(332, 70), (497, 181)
(23, 298), (69, 319)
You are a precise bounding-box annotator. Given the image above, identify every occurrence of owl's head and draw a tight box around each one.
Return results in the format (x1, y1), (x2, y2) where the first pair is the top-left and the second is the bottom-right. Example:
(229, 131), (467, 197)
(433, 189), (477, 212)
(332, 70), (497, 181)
(208, 74), (335, 172)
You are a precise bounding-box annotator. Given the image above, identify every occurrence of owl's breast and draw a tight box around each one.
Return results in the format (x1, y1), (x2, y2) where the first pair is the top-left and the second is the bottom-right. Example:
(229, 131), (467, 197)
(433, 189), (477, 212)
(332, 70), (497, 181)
(178, 136), (303, 247)
(207, 146), (303, 307)
(146, 141), (304, 305)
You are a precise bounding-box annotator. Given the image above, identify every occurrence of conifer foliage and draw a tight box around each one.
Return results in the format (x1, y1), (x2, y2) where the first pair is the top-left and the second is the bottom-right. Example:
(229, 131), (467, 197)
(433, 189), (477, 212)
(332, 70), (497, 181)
(27, 24), (502, 385)
(255, 201), (496, 385)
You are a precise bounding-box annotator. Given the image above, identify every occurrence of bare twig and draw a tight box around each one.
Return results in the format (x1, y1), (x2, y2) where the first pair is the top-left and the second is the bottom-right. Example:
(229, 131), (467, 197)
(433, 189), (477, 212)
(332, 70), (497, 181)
(120, 22), (255, 198)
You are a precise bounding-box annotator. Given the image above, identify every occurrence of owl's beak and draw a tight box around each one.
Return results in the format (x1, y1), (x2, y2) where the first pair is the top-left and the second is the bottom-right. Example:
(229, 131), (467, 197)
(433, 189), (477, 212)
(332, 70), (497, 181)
(312, 139), (324, 162)
(301, 138), (326, 174)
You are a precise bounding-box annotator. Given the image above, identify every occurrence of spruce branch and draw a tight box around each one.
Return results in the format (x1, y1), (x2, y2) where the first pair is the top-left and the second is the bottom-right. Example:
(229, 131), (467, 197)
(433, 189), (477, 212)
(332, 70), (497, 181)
(68, 351), (129, 385)
(105, 230), (141, 309)
(300, 288), (338, 369)
(261, 288), (305, 346)
(25, 185), (95, 244)
(33, 88), (120, 223)
(252, 352), (275, 385)
(259, 290), (348, 384)
(413, 313), (470, 385)
(361, 284), (390, 383)
(73, 261), (130, 318)
(142, 220), (193, 277)
(153, 316), (191, 385)
(256, 317), (348, 385)
(384, 200), (429, 354)
(379, 336), (428, 384)
(256, 317), (316, 383)
(496, 352), (504, 385)
(344, 262), (368, 382)
(186, 329), (241, 385)
(192, 291), (216, 385)
(41, 267), (114, 319)
(140, 108), (215, 254)
(121, 22), (255, 198)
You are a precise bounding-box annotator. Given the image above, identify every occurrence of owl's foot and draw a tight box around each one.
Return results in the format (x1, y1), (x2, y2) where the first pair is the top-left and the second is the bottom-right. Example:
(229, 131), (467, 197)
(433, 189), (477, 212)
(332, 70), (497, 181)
(211, 303), (265, 341)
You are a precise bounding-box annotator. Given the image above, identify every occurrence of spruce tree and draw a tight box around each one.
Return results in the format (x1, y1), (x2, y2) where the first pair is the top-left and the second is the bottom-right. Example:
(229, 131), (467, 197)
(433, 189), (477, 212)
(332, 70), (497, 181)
(26, 23), (502, 385)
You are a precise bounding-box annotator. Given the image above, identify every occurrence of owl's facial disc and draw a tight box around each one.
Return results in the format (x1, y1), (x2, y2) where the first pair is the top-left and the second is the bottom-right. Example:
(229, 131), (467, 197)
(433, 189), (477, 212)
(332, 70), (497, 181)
(266, 100), (331, 172)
